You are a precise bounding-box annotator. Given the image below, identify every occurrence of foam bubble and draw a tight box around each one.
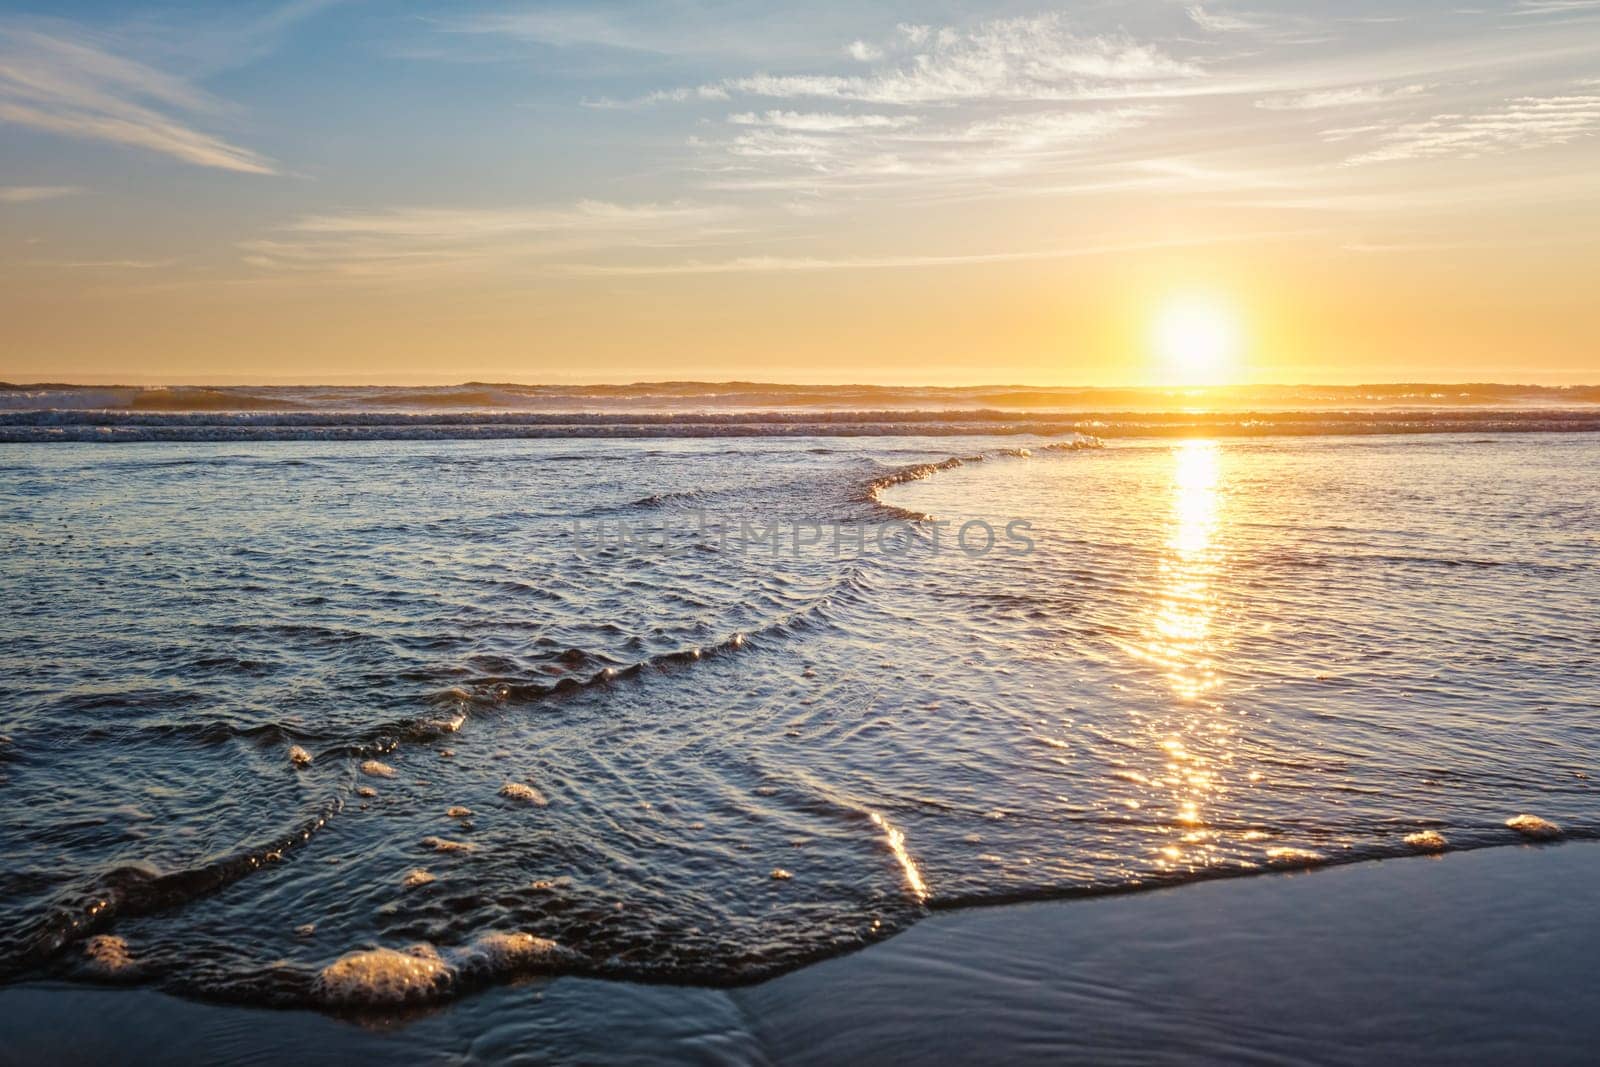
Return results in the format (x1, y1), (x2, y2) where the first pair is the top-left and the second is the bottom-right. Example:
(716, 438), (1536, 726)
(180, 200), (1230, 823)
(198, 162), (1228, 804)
(1506, 814), (1562, 840)
(403, 868), (436, 888)
(315, 945), (453, 1007)
(356, 785), (377, 798)
(1404, 830), (1448, 851)
(421, 835), (475, 853)
(770, 868), (793, 880)
(499, 782), (548, 807)
(461, 931), (560, 971)
(446, 806), (473, 818)
(83, 934), (135, 976)
(360, 760), (396, 779)
(289, 745), (313, 767)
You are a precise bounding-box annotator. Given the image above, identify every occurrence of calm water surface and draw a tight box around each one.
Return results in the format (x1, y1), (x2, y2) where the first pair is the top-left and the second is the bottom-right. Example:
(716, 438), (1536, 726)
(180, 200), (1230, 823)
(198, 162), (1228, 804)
(1, 430), (1596, 1007)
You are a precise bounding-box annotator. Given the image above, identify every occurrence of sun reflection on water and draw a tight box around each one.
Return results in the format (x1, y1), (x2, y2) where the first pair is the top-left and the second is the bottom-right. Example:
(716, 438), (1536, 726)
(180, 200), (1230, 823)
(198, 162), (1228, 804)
(870, 811), (929, 903)
(1152, 439), (1222, 701)
(1132, 440), (1239, 871)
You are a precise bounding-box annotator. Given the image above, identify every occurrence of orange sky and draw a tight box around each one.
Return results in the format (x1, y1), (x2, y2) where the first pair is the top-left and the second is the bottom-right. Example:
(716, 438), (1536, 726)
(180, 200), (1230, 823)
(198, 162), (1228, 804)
(3, 3), (1598, 385)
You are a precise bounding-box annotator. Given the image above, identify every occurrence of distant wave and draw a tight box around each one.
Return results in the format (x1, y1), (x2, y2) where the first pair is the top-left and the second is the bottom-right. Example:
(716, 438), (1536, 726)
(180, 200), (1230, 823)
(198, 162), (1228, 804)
(5, 380), (1600, 418)
(3, 406), (1600, 442)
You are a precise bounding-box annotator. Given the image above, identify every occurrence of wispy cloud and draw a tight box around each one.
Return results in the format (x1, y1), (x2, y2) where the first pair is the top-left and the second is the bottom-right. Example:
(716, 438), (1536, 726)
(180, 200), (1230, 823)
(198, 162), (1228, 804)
(555, 229), (1316, 276)
(1257, 84), (1431, 110)
(663, 14), (1201, 107)
(0, 183), (83, 202)
(1186, 5), (1262, 33)
(437, 9), (651, 51)
(0, 25), (275, 173)
(643, 14), (1196, 198)
(1513, 0), (1600, 15)
(1343, 90), (1600, 164)
(701, 105), (1165, 194)
(728, 110), (917, 132)
(241, 200), (736, 277)
(585, 84), (730, 109)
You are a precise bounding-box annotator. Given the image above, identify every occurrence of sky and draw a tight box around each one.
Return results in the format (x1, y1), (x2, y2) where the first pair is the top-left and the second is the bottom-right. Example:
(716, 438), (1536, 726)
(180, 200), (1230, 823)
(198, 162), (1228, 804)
(0, 0), (1597, 386)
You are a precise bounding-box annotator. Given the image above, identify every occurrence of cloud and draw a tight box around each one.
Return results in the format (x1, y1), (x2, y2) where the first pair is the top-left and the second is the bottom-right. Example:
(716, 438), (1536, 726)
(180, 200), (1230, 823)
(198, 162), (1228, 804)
(700, 104), (1165, 194)
(1185, 5), (1262, 33)
(0, 183), (83, 202)
(242, 200), (736, 278)
(1256, 84), (1431, 110)
(659, 14), (1201, 107)
(585, 84), (729, 109)
(962, 107), (1162, 149)
(846, 40), (883, 62)
(1343, 91), (1600, 165)
(0, 26), (275, 173)
(1513, 0), (1600, 15)
(437, 9), (651, 51)
(643, 14), (1191, 198)
(554, 229), (1316, 276)
(728, 110), (917, 132)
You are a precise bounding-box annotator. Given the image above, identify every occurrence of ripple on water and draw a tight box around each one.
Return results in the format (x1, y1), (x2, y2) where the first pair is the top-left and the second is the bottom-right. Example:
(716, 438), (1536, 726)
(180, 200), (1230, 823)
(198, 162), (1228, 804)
(6, 432), (1600, 1004)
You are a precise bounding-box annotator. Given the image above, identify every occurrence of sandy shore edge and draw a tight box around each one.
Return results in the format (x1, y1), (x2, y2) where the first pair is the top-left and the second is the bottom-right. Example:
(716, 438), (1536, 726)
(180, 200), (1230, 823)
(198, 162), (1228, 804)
(3, 841), (1596, 1065)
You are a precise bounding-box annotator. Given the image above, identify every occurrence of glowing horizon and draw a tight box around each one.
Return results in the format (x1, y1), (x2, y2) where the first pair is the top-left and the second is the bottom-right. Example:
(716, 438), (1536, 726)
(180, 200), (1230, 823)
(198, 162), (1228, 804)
(3, 2), (1599, 386)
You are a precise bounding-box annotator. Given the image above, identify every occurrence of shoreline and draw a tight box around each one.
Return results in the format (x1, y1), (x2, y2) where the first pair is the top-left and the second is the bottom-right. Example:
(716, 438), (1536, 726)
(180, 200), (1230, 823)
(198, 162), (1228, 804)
(4, 840), (1596, 1065)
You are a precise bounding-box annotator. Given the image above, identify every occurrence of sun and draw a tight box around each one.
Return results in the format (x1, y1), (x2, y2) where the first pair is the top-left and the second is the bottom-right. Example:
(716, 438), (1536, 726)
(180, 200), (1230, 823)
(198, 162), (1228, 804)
(1152, 294), (1241, 387)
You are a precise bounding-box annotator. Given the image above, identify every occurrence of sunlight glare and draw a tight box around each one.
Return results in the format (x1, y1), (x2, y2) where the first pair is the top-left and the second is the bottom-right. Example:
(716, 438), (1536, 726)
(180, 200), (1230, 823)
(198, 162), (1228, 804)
(1153, 295), (1240, 387)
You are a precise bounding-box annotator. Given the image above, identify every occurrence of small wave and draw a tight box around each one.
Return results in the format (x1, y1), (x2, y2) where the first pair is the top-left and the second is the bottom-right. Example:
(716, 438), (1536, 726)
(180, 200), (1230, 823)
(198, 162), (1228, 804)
(10, 799), (339, 973)
(6, 404), (1596, 442)
(124, 388), (304, 412)
(860, 436), (1102, 519)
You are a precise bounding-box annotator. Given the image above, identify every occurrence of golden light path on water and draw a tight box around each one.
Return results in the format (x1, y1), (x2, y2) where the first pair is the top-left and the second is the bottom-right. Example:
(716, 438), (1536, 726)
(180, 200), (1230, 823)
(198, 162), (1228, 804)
(1127, 440), (1250, 874)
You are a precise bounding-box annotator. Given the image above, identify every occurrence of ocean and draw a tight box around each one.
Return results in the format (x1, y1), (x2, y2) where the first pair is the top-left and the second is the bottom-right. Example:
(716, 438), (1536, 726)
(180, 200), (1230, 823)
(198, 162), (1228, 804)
(1, 384), (1597, 1010)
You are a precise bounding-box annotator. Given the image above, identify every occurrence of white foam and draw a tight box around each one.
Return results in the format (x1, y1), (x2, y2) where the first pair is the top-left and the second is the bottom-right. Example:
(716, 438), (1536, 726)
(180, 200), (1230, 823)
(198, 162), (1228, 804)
(289, 745), (313, 767)
(360, 760), (396, 778)
(420, 835), (475, 853)
(1404, 830), (1448, 851)
(314, 945), (453, 1007)
(314, 932), (563, 1007)
(403, 868), (436, 887)
(1506, 814), (1562, 840)
(460, 931), (560, 971)
(499, 782), (549, 807)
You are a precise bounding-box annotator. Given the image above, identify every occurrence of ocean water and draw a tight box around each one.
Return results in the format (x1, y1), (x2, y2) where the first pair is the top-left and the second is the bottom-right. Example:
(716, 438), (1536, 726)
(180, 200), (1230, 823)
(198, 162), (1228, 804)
(1, 398), (1597, 1010)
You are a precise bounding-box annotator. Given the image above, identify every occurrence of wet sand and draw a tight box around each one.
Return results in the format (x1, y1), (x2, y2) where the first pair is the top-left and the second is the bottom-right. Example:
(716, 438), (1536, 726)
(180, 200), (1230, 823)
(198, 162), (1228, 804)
(3, 841), (1595, 1065)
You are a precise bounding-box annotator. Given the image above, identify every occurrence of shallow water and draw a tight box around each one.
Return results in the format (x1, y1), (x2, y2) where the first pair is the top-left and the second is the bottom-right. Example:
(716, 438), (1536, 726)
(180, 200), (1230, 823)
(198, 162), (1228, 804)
(1, 426), (1597, 1008)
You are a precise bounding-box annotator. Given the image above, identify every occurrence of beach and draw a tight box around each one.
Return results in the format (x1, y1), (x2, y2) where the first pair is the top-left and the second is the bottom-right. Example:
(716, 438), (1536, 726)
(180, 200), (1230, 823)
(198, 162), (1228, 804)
(8, 0), (1600, 1059)
(4, 841), (1595, 1064)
